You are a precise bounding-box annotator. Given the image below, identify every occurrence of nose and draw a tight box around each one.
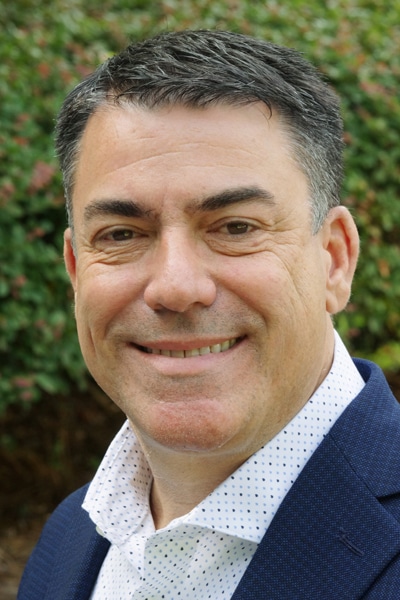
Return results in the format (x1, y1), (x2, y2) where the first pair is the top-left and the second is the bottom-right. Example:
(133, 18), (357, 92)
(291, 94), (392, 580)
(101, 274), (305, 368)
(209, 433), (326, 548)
(143, 231), (217, 312)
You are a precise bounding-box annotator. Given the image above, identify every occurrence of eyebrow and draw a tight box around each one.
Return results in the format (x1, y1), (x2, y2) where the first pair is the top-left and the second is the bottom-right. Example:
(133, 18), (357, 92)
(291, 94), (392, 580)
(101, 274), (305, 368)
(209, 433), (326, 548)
(84, 199), (153, 222)
(194, 186), (275, 212)
(83, 186), (275, 222)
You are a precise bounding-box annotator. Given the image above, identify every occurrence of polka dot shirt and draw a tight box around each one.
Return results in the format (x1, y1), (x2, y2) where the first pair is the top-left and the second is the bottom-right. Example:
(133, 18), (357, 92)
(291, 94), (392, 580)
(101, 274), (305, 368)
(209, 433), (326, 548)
(84, 332), (365, 599)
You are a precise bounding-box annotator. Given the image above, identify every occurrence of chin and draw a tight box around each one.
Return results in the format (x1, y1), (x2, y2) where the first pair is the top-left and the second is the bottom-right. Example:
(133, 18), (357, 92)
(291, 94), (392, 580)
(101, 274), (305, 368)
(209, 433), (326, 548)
(132, 404), (243, 455)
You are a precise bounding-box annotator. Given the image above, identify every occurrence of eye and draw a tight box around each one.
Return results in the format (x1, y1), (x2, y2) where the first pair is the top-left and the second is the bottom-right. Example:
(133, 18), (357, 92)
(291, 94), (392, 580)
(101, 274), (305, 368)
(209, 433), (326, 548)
(109, 229), (134, 241)
(225, 221), (252, 235)
(97, 228), (137, 243)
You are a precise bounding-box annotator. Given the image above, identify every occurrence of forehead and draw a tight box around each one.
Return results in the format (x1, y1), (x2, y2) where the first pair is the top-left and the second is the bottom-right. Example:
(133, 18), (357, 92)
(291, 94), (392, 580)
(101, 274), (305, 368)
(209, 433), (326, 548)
(77, 101), (292, 164)
(72, 102), (307, 217)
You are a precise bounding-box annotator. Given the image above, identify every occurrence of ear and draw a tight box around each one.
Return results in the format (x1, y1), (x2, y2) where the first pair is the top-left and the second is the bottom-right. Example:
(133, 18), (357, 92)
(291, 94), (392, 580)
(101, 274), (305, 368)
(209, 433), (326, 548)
(63, 228), (77, 294)
(322, 206), (359, 315)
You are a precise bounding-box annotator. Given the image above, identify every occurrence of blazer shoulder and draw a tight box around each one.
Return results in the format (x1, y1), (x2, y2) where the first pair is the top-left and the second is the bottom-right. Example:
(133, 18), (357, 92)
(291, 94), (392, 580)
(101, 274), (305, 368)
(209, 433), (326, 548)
(331, 358), (400, 498)
(18, 484), (110, 600)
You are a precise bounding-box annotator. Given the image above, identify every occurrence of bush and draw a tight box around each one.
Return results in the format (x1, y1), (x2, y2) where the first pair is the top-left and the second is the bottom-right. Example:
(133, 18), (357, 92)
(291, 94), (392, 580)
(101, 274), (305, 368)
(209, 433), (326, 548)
(1, 0), (399, 412)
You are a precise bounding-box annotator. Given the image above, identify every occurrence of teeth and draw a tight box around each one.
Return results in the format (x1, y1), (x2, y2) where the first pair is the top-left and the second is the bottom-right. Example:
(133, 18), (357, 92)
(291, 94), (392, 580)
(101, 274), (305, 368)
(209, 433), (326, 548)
(200, 346), (211, 356)
(145, 338), (238, 357)
(185, 348), (200, 357)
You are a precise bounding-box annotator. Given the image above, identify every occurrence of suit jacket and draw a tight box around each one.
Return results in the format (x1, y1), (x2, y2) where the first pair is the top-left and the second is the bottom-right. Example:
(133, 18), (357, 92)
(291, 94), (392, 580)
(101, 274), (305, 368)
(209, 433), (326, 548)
(18, 359), (400, 599)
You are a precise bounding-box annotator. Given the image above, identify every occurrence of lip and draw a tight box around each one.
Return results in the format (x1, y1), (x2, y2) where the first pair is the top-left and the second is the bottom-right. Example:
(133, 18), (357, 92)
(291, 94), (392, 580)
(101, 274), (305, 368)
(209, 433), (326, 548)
(126, 336), (246, 377)
(138, 337), (239, 358)
(134, 336), (242, 358)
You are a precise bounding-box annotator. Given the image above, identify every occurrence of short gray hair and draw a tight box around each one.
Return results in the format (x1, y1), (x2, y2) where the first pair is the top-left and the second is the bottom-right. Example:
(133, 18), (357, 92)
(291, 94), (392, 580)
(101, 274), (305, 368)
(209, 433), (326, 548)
(56, 29), (344, 233)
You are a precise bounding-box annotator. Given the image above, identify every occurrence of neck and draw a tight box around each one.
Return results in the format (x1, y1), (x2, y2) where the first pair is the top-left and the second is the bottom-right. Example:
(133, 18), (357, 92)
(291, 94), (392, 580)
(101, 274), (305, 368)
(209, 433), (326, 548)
(141, 443), (249, 530)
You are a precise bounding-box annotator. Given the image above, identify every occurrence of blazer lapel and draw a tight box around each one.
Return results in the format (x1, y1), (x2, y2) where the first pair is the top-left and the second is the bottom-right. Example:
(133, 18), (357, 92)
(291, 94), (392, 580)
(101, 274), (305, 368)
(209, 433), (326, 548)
(44, 504), (110, 600)
(233, 360), (400, 599)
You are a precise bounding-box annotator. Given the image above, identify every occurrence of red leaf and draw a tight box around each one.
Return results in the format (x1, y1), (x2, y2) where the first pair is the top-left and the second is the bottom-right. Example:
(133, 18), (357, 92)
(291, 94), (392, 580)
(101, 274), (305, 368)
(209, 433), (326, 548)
(29, 161), (56, 192)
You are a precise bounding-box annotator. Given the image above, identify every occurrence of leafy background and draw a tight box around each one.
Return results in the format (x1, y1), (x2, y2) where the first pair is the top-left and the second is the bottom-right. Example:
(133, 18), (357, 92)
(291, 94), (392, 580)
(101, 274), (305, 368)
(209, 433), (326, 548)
(0, 0), (399, 592)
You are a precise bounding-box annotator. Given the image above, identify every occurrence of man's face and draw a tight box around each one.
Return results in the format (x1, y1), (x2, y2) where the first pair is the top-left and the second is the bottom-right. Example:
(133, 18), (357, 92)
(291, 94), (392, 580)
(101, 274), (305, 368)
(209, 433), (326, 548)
(64, 102), (347, 462)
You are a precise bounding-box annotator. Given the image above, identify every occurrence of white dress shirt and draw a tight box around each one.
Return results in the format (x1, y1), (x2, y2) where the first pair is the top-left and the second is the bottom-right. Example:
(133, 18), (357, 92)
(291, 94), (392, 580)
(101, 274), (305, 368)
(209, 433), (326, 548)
(84, 332), (365, 599)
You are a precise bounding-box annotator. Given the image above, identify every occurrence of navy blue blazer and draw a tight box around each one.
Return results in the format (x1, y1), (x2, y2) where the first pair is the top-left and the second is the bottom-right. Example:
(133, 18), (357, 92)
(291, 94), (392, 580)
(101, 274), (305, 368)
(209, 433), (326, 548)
(18, 359), (400, 599)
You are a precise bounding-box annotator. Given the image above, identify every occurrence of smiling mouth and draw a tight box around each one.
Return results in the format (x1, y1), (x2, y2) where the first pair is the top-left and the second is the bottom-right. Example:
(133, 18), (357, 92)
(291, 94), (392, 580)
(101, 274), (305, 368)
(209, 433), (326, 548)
(137, 337), (240, 358)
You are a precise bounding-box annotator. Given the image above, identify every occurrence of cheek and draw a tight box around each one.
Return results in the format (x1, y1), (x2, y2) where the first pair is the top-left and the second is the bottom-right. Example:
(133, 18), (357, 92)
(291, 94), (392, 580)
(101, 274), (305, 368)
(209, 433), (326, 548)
(221, 255), (295, 317)
(75, 265), (144, 330)
(227, 251), (326, 333)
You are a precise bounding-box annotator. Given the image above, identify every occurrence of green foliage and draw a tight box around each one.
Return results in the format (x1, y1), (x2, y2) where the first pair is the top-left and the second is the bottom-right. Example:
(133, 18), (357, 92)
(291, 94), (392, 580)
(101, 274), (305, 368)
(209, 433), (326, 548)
(1, 0), (399, 411)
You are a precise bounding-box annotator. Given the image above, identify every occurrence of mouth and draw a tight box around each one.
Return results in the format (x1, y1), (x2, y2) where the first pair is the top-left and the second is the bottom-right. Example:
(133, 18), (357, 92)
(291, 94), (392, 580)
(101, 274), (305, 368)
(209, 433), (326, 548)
(136, 337), (241, 358)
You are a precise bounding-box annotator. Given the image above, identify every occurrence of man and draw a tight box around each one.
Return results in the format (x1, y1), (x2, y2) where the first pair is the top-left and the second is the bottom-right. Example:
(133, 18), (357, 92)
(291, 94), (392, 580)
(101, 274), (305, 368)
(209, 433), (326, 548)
(19, 30), (400, 599)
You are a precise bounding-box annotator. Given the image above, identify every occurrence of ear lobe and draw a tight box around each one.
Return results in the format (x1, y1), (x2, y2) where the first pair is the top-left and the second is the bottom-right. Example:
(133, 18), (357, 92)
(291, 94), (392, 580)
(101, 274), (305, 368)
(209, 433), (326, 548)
(63, 228), (78, 293)
(322, 206), (359, 315)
